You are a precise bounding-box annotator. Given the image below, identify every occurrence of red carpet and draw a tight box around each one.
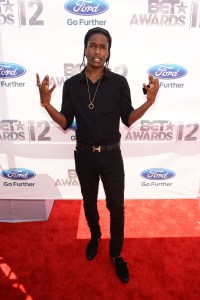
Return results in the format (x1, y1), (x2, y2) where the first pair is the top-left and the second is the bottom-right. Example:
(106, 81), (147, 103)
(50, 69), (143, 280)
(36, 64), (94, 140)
(0, 199), (200, 300)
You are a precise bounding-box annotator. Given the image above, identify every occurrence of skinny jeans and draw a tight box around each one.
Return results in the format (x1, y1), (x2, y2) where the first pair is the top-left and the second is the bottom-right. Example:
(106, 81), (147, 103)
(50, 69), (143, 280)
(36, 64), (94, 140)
(74, 147), (125, 257)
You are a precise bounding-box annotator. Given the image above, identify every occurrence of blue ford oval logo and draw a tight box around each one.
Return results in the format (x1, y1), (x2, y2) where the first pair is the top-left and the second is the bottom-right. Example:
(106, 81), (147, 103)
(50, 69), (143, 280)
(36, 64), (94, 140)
(0, 62), (26, 79)
(1, 168), (36, 180)
(147, 64), (187, 80)
(140, 168), (175, 180)
(64, 0), (109, 16)
(70, 120), (77, 131)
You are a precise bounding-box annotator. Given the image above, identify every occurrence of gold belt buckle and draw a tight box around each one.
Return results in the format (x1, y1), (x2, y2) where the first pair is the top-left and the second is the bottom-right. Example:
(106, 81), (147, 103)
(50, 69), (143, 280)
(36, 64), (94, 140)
(92, 146), (101, 152)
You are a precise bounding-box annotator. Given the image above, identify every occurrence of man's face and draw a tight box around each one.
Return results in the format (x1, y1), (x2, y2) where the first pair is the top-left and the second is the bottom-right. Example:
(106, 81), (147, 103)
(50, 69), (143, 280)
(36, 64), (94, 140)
(84, 33), (109, 68)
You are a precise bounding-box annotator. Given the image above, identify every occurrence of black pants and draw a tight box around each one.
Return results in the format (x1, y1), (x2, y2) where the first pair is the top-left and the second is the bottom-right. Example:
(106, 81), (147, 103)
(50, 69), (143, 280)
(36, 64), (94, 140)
(74, 147), (125, 257)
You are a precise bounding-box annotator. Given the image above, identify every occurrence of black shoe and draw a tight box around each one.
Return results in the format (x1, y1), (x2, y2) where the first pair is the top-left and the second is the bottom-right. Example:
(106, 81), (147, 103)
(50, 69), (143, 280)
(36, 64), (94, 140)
(112, 256), (129, 283)
(86, 238), (100, 260)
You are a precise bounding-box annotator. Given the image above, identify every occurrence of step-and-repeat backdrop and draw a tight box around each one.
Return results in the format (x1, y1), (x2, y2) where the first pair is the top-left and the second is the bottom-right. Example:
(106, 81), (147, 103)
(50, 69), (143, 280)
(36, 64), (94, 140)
(0, 0), (200, 200)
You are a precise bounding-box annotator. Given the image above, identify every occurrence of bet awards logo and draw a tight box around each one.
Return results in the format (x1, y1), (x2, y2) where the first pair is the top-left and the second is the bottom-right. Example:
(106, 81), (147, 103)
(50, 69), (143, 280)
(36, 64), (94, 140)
(0, 120), (26, 141)
(55, 169), (80, 187)
(130, 0), (200, 29)
(0, 120), (51, 141)
(124, 120), (200, 142)
(0, 0), (44, 26)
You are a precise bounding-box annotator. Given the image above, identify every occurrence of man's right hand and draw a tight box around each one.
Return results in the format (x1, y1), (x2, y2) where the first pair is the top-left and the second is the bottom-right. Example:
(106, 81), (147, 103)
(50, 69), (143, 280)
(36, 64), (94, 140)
(36, 73), (56, 108)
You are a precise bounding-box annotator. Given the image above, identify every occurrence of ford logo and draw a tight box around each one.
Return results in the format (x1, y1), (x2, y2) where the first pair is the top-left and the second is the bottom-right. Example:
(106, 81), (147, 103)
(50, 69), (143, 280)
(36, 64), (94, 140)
(70, 120), (77, 131)
(0, 62), (26, 79)
(147, 64), (187, 80)
(64, 0), (109, 16)
(1, 168), (36, 180)
(140, 168), (175, 180)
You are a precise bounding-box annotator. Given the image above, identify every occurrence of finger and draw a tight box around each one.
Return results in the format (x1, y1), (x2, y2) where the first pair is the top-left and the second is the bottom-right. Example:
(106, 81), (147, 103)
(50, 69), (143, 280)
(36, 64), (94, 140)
(41, 75), (50, 90)
(143, 83), (154, 90)
(42, 75), (49, 85)
(148, 74), (155, 84)
(154, 78), (159, 87)
(36, 73), (41, 87)
(149, 75), (159, 87)
(44, 85), (49, 91)
(49, 84), (57, 93)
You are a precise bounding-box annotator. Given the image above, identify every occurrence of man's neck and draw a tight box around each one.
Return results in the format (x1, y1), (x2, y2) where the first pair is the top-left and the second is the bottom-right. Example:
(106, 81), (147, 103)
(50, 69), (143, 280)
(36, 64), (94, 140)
(85, 66), (104, 83)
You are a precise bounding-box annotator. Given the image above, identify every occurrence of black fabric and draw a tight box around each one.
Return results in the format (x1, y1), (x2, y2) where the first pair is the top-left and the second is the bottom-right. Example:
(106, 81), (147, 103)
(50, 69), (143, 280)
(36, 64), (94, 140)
(74, 148), (125, 257)
(60, 67), (134, 257)
(60, 67), (134, 145)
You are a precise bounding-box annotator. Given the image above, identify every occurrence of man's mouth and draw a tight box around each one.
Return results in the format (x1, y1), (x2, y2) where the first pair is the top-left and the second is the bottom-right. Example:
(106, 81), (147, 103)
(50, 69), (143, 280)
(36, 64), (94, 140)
(93, 57), (101, 62)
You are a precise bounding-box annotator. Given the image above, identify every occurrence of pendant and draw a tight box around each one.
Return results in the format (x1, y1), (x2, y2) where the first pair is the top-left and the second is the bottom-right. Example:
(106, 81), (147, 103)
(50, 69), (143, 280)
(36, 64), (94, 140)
(89, 103), (94, 109)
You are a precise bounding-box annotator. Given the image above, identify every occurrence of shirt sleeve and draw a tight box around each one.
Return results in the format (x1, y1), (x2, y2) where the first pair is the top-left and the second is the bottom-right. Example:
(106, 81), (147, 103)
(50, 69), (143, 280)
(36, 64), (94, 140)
(119, 76), (134, 128)
(60, 79), (75, 130)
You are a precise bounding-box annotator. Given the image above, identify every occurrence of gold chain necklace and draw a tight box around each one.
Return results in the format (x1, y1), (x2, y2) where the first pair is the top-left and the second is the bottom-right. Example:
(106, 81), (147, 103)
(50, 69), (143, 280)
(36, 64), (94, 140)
(85, 71), (102, 109)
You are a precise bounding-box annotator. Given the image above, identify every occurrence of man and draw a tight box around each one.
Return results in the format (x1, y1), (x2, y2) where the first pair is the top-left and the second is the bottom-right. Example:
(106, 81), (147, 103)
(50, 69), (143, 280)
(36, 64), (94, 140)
(36, 27), (159, 283)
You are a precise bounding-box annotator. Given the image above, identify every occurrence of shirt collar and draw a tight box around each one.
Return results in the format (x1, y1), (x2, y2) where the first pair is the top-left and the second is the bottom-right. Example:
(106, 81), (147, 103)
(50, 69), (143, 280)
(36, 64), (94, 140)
(79, 67), (111, 82)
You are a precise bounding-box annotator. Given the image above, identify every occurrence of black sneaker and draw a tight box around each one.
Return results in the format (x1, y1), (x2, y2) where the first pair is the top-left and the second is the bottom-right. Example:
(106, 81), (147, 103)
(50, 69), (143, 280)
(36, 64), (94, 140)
(112, 256), (129, 283)
(86, 238), (100, 260)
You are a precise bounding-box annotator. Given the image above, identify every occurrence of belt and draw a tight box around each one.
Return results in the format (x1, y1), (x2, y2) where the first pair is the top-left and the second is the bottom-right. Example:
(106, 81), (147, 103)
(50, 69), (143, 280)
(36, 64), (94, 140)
(76, 142), (120, 152)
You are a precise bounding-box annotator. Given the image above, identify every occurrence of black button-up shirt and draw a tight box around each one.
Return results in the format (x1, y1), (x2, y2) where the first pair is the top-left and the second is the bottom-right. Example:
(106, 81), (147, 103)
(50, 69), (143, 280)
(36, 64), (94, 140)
(60, 67), (134, 145)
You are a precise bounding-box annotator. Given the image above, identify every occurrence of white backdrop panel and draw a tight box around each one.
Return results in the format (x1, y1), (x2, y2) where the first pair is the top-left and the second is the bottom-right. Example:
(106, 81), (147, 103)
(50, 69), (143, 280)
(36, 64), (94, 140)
(0, 0), (200, 199)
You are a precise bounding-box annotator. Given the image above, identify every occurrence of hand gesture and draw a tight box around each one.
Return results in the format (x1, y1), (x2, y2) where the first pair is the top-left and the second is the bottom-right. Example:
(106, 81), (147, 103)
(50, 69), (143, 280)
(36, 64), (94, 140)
(143, 75), (159, 106)
(36, 73), (56, 108)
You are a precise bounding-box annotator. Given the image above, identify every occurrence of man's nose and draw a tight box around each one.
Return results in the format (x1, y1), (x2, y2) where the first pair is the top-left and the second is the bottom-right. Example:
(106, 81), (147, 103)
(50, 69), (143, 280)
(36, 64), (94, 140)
(94, 46), (101, 53)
